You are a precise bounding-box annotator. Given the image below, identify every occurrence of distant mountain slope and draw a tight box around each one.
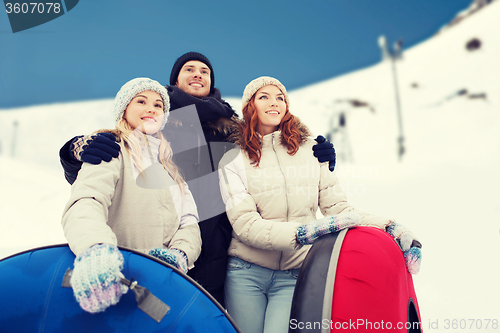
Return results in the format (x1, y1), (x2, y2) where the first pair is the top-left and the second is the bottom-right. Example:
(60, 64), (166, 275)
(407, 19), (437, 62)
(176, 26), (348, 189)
(288, 0), (499, 166)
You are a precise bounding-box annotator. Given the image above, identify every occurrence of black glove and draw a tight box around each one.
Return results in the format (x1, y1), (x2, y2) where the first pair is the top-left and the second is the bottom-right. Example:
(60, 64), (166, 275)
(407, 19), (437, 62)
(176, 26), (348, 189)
(313, 135), (336, 172)
(70, 132), (120, 165)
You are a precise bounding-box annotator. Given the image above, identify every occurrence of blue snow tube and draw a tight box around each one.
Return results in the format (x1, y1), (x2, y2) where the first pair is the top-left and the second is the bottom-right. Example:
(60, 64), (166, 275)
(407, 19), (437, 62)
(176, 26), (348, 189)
(0, 244), (240, 333)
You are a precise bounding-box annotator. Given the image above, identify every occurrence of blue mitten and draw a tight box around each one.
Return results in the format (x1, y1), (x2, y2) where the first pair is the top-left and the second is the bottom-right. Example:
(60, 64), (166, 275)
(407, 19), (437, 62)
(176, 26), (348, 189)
(70, 132), (120, 164)
(313, 135), (336, 171)
(404, 247), (422, 275)
(149, 248), (189, 273)
(70, 244), (128, 313)
(386, 223), (422, 274)
(385, 222), (418, 252)
(297, 212), (359, 245)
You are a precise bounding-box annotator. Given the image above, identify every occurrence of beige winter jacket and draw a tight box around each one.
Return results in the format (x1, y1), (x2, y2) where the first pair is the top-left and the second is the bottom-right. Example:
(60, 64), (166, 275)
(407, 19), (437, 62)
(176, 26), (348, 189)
(62, 139), (201, 268)
(219, 126), (393, 271)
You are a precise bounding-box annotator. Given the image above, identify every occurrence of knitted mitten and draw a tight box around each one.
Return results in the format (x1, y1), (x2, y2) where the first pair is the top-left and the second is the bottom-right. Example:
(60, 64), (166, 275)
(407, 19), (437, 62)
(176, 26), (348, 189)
(297, 212), (360, 245)
(404, 246), (422, 275)
(149, 248), (189, 273)
(70, 132), (120, 164)
(70, 244), (128, 313)
(386, 223), (422, 274)
(385, 222), (417, 252)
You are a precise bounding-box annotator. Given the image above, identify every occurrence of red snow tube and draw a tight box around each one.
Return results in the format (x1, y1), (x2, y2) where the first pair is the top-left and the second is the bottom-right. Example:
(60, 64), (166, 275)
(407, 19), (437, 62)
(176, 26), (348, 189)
(289, 226), (422, 333)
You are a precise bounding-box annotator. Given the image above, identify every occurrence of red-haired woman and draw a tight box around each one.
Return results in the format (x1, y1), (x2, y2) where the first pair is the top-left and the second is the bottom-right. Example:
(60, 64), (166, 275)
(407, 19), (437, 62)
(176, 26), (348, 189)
(218, 77), (420, 333)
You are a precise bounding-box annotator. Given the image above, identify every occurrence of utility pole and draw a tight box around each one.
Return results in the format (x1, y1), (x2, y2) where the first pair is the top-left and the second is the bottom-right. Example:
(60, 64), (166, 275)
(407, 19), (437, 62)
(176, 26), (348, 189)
(327, 107), (353, 164)
(11, 120), (18, 158)
(378, 36), (405, 160)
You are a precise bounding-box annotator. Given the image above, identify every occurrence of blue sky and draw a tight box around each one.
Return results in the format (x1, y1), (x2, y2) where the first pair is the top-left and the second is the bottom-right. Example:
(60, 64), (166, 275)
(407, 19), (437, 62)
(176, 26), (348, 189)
(0, 0), (472, 108)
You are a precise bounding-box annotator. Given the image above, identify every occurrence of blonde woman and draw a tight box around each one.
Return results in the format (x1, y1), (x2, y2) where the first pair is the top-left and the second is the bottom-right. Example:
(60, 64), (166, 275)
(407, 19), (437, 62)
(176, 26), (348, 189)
(62, 78), (201, 313)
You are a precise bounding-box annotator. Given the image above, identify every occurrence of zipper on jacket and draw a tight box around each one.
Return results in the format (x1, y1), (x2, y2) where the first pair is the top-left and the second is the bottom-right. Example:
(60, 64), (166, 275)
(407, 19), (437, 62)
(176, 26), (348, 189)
(272, 133), (289, 270)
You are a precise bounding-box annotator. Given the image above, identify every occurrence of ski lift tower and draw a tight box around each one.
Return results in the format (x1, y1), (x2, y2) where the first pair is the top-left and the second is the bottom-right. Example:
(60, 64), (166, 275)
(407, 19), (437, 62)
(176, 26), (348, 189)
(378, 36), (405, 161)
(327, 104), (353, 164)
(327, 100), (360, 164)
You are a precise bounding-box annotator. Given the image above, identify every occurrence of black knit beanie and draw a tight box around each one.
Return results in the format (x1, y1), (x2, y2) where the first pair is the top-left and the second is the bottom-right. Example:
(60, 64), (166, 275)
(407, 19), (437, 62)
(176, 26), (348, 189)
(169, 52), (215, 93)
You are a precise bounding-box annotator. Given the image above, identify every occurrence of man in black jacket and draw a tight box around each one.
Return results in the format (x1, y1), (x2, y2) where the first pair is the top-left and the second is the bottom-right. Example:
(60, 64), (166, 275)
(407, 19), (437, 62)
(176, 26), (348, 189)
(59, 52), (336, 307)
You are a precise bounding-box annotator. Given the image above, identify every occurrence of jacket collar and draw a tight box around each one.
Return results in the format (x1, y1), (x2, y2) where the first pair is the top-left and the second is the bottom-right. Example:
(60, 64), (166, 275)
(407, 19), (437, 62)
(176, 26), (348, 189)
(166, 85), (237, 124)
(261, 131), (280, 147)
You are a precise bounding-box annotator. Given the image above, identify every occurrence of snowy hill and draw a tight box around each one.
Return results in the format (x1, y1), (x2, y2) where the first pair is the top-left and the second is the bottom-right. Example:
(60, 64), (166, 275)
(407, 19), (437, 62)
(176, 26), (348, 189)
(440, 0), (498, 32)
(288, 1), (500, 326)
(1, 1), (499, 330)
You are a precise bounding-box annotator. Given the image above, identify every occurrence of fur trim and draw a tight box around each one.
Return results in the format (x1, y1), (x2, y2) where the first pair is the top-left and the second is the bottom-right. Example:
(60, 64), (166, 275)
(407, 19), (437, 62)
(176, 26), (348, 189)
(203, 114), (240, 138)
(294, 118), (312, 143)
(166, 114), (239, 138)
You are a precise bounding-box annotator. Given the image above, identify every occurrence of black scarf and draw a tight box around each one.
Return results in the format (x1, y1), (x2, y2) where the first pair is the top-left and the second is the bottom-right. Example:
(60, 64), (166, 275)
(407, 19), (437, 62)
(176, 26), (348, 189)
(167, 86), (236, 124)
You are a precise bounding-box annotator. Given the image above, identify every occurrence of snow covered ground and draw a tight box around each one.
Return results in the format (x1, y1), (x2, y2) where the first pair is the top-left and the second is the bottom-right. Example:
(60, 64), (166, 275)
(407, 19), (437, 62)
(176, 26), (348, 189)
(288, 2), (500, 329)
(1, 1), (499, 331)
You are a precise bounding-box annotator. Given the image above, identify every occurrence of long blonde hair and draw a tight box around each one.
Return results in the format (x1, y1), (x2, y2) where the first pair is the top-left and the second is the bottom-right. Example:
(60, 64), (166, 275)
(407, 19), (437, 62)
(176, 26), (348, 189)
(96, 119), (185, 194)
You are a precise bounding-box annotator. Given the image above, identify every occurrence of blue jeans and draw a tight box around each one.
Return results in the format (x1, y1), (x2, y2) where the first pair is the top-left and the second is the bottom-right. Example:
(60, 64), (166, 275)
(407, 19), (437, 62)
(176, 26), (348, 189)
(225, 256), (300, 333)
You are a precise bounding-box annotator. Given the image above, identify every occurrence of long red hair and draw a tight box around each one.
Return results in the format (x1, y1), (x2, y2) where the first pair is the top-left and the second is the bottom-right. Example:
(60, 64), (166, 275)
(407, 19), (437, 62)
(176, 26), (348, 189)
(240, 94), (301, 166)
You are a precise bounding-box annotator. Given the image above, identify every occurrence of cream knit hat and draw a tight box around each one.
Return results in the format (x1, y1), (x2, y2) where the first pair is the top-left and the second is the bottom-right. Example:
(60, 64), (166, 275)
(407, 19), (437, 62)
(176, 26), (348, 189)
(113, 78), (170, 130)
(242, 76), (289, 110)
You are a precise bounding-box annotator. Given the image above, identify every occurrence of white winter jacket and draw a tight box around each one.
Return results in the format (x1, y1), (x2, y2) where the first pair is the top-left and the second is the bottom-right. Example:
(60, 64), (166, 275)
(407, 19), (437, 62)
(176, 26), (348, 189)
(219, 128), (393, 270)
(62, 136), (201, 268)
